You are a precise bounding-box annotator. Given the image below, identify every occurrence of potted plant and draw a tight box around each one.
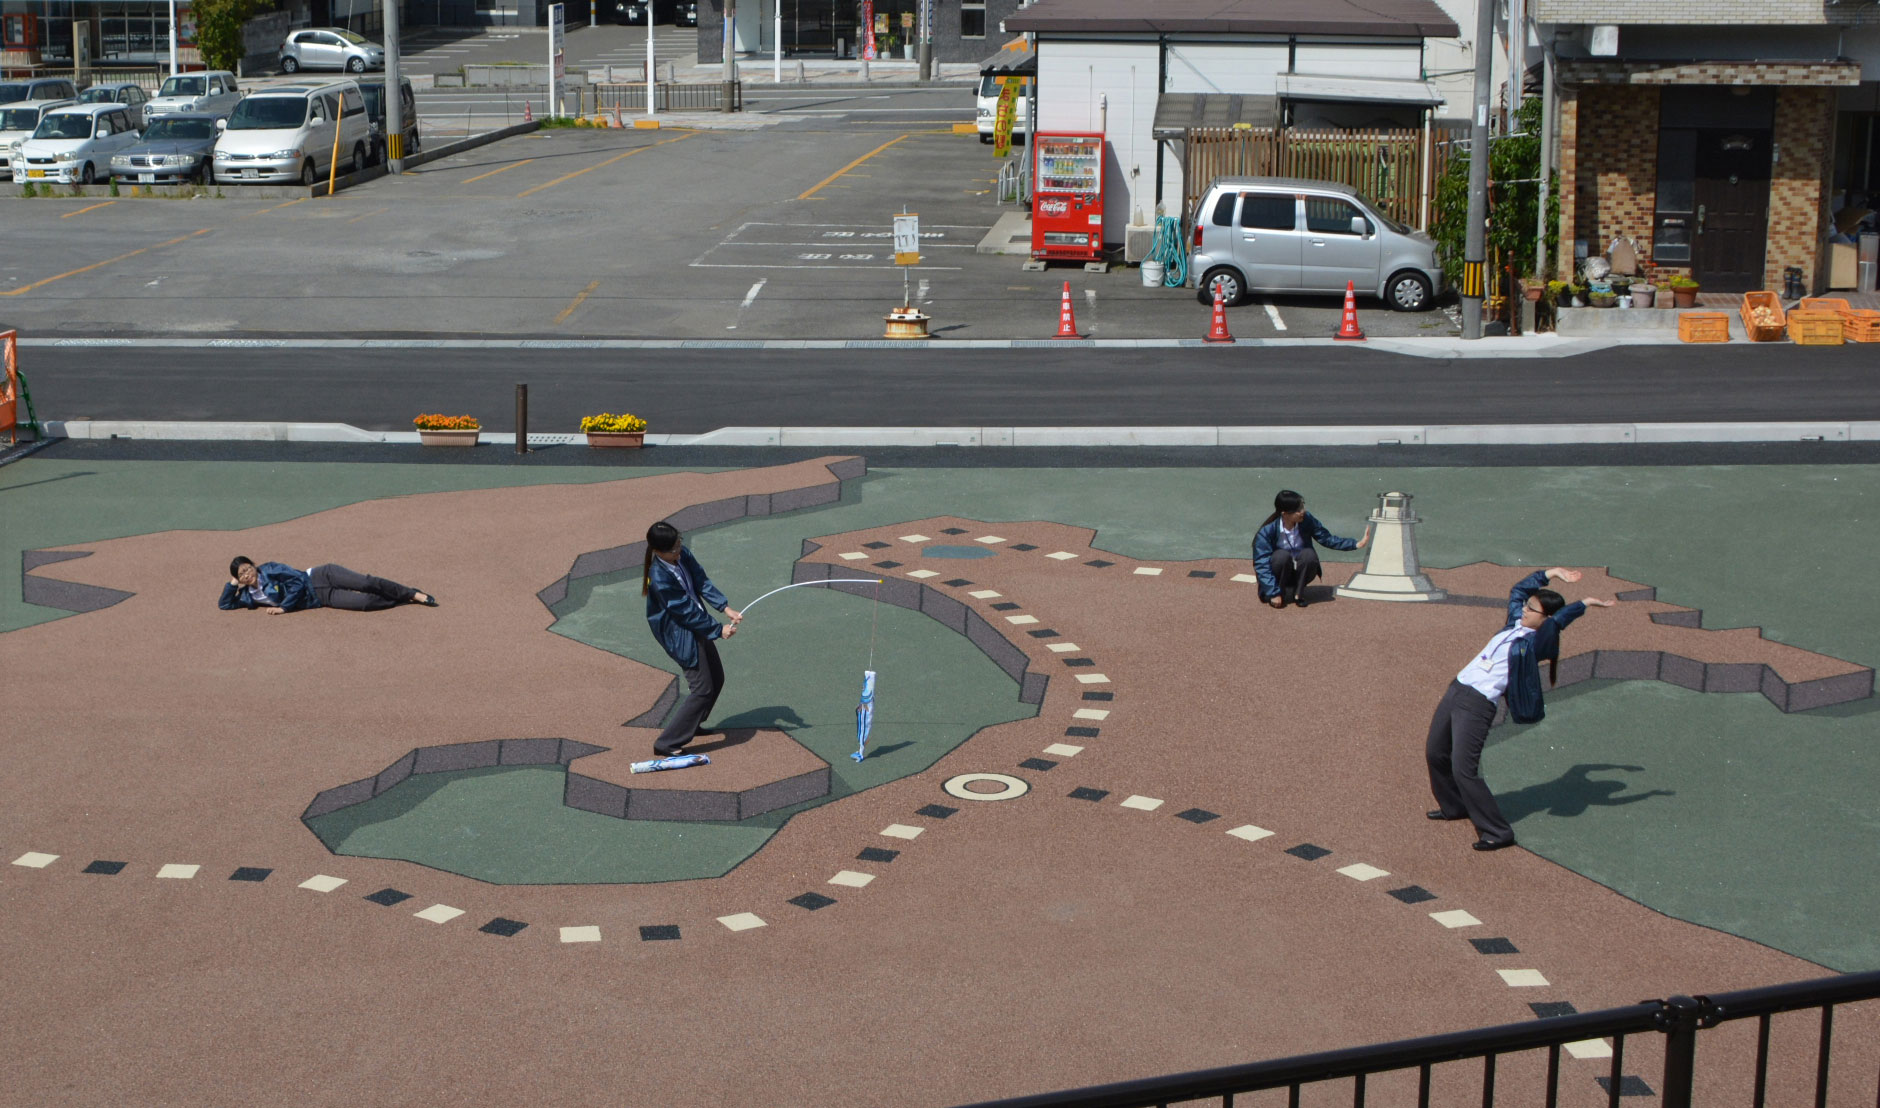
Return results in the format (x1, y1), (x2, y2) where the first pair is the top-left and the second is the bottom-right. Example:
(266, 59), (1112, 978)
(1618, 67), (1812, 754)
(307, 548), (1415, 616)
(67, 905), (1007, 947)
(1669, 274), (1700, 309)
(1521, 276), (1545, 303)
(581, 411), (648, 448)
(414, 413), (481, 447)
(1631, 282), (1656, 309)
(1569, 282), (1588, 307)
(1546, 280), (1568, 308)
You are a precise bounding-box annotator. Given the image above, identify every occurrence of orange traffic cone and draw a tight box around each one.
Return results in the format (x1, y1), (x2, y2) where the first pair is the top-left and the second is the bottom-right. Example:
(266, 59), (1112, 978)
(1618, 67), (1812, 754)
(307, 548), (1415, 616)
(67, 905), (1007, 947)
(1051, 281), (1082, 339)
(1203, 284), (1234, 343)
(524, 100), (534, 123)
(1334, 280), (1366, 341)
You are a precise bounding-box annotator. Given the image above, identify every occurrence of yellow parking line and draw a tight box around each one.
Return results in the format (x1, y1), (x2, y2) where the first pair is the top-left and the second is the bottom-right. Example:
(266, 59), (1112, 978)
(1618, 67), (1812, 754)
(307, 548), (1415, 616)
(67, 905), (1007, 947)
(2, 228), (210, 297)
(345, 207), (389, 224)
(462, 158), (535, 184)
(516, 131), (696, 199)
(61, 201), (117, 219)
(553, 279), (602, 325)
(247, 197), (309, 217)
(798, 134), (908, 200)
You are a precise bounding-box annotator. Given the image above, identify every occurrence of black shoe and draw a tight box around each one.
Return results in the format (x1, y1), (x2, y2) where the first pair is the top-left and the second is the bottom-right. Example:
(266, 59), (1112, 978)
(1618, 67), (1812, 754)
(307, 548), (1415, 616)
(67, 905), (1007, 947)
(1472, 838), (1517, 852)
(1294, 596), (1309, 608)
(414, 592), (438, 607)
(1427, 810), (1467, 821)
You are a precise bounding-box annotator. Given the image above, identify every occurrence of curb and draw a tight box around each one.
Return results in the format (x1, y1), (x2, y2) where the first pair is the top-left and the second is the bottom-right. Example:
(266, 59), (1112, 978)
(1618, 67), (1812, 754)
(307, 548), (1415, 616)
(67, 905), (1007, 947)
(41, 420), (1877, 447)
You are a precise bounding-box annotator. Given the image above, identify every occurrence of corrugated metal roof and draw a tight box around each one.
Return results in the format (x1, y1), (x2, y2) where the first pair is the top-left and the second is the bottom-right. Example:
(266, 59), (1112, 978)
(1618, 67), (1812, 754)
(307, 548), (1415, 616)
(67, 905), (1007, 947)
(1151, 92), (1282, 138)
(1006, 0), (1459, 39)
(1277, 74), (1444, 105)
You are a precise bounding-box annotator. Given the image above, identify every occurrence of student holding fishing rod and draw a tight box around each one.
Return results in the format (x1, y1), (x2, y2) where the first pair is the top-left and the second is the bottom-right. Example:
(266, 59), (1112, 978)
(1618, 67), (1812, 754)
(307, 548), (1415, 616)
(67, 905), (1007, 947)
(642, 521), (742, 759)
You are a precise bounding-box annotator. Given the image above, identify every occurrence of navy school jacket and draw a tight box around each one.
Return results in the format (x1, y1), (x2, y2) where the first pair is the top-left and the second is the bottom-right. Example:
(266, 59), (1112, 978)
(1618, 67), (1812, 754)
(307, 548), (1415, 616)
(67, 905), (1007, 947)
(1250, 512), (1359, 597)
(218, 562), (319, 612)
(644, 547), (730, 669)
(1503, 570), (1585, 724)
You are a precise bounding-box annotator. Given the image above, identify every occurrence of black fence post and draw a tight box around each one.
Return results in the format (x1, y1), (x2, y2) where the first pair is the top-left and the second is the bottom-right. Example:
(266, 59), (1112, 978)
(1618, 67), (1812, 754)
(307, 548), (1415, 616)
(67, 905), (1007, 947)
(1658, 996), (1701, 1108)
(515, 383), (528, 455)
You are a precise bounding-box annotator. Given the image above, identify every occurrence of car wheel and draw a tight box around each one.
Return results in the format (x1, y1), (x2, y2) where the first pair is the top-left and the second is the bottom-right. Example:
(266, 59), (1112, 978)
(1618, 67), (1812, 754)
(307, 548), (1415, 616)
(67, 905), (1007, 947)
(1387, 270), (1434, 312)
(78, 162), (94, 185)
(301, 158), (317, 186)
(281, 55), (299, 73)
(199, 163), (214, 186)
(352, 142), (368, 172)
(979, 134), (992, 145)
(347, 57), (366, 73)
(1199, 266), (1245, 307)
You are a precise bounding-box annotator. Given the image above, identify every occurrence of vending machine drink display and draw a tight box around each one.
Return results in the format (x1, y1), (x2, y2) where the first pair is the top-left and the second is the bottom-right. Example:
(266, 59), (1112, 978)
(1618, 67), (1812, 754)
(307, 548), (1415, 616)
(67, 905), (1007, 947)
(1030, 132), (1106, 262)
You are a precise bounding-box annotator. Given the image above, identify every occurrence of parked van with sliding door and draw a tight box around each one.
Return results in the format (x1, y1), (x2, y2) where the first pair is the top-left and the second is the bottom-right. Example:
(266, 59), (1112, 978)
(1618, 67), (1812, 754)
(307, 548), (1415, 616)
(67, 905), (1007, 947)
(1189, 176), (1444, 312)
(975, 72), (1030, 145)
(212, 81), (369, 185)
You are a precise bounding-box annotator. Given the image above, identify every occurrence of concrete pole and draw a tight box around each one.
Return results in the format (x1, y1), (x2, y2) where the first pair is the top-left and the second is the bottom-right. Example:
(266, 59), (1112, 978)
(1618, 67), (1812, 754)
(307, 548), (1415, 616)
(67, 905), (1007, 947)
(1461, 0), (1494, 339)
(385, 0), (405, 172)
(1535, 44), (1554, 277)
(1507, 0), (1525, 123)
(167, 0), (178, 77)
(722, 0), (737, 112)
(774, 0), (781, 83)
(917, 0), (932, 81)
(647, 7), (656, 115)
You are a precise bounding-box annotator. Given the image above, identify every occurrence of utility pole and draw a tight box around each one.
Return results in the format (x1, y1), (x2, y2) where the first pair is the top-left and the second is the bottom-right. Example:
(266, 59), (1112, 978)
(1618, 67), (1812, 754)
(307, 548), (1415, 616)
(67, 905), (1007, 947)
(917, 0), (932, 82)
(722, 0), (737, 111)
(385, 0), (405, 173)
(1461, 0), (1494, 339)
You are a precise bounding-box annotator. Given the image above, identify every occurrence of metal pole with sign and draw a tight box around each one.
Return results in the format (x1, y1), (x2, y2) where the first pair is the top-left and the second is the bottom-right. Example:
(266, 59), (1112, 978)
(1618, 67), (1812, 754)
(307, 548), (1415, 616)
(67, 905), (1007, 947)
(884, 210), (930, 338)
(548, 3), (566, 119)
(385, 0), (405, 171)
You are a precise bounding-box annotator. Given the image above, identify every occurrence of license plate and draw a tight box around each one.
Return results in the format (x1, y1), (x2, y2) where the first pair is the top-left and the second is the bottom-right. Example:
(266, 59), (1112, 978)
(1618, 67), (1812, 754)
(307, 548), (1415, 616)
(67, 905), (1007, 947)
(139, 173), (154, 183)
(27, 169), (45, 178)
(241, 169), (257, 178)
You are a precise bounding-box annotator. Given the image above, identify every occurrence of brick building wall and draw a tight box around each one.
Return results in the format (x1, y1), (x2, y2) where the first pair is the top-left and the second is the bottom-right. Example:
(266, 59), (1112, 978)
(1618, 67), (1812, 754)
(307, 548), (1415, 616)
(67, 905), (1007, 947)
(1555, 85), (1659, 280)
(1764, 86), (1835, 292)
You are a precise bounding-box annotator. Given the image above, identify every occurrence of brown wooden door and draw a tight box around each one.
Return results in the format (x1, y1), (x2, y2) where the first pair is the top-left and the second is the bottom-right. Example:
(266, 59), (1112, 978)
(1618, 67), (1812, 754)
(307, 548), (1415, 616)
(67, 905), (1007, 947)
(1692, 128), (1771, 293)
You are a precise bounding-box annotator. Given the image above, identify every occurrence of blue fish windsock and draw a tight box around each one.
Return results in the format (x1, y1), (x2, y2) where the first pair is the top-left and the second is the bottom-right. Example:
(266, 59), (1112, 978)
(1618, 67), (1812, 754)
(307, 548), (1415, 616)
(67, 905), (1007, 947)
(852, 669), (876, 763)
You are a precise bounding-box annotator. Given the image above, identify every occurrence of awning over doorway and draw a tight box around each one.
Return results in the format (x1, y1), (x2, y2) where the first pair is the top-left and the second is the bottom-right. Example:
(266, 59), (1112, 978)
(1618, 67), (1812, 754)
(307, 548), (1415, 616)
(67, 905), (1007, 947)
(1151, 92), (1282, 139)
(1275, 74), (1444, 105)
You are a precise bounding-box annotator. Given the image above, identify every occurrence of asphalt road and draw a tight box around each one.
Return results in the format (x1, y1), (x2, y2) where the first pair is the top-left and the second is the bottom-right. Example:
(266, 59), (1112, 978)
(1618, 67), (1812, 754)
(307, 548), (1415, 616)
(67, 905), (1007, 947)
(29, 343), (1880, 432)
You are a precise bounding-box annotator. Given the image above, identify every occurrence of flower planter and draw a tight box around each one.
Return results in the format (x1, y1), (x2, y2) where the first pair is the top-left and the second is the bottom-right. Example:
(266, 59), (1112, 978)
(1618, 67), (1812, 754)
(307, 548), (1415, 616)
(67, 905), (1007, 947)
(586, 431), (645, 448)
(1632, 287), (1656, 308)
(1673, 287), (1699, 309)
(418, 428), (481, 447)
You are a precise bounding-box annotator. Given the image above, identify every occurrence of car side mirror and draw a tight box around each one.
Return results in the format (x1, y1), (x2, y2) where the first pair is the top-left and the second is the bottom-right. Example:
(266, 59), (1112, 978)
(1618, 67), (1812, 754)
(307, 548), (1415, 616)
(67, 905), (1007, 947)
(215, 118), (227, 131)
(1350, 215), (1369, 236)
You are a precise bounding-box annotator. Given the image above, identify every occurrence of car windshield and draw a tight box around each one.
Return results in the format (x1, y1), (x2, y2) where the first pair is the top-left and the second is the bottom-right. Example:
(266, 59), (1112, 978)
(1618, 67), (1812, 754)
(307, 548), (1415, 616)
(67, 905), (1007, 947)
(78, 87), (121, 103)
(0, 84), (30, 105)
(1356, 195), (1412, 235)
(228, 97), (307, 129)
(0, 107), (41, 131)
(362, 86), (383, 116)
(143, 117), (215, 140)
(158, 76), (207, 97)
(338, 29), (368, 43)
(34, 114), (94, 140)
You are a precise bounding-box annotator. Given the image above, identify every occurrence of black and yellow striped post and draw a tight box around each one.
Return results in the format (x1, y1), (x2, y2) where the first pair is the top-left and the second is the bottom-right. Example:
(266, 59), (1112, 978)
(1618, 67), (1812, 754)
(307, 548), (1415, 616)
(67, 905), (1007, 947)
(1459, 259), (1486, 300)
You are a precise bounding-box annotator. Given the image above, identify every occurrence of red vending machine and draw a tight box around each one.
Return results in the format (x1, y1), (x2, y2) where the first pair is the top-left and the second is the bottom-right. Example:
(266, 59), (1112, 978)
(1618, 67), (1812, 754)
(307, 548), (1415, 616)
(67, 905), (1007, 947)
(1030, 132), (1106, 262)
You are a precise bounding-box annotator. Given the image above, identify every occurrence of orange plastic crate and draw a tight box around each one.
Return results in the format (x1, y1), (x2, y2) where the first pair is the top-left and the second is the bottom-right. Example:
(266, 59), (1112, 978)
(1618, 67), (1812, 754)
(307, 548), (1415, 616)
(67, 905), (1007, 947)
(1843, 309), (1880, 342)
(1678, 312), (1731, 343)
(1788, 310), (1845, 346)
(1799, 297), (1851, 314)
(1740, 291), (1787, 342)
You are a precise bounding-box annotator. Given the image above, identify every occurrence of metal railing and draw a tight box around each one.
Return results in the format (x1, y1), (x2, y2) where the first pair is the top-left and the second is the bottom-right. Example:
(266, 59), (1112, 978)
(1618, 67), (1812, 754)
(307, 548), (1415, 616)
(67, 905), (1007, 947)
(3, 67), (165, 91)
(951, 970), (1880, 1108)
(593, 81), (741, 113)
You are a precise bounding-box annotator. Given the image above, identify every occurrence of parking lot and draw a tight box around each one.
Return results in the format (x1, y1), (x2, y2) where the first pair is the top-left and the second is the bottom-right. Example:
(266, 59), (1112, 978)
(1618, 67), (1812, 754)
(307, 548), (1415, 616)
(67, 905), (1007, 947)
(0, 119), (1461, 341)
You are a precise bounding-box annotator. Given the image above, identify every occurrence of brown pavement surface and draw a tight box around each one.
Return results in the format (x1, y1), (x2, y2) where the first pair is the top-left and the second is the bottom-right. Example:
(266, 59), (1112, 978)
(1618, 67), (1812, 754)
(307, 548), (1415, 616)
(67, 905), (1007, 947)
(4, 473), (1876, 1106)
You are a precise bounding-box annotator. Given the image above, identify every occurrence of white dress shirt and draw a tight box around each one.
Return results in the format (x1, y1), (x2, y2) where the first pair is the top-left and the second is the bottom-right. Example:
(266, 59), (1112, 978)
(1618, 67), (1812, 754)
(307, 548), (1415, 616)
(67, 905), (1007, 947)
(1456, 625), (1535, 701)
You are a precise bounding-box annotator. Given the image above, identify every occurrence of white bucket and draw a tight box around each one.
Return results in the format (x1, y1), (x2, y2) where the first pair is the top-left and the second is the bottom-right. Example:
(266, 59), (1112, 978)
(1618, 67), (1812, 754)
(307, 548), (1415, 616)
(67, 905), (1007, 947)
(1141, 260), (1166, 287)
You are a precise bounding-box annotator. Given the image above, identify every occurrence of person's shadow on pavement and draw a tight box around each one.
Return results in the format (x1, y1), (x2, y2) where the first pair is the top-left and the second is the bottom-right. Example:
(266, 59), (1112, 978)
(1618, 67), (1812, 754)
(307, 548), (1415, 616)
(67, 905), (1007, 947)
(1499, 763), (1675, 823)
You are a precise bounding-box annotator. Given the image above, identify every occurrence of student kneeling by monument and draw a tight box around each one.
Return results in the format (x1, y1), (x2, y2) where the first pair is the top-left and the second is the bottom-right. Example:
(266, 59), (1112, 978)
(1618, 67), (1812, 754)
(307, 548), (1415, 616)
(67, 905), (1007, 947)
(219, 557), (435, 614)
(1425, 568), (1614, 852)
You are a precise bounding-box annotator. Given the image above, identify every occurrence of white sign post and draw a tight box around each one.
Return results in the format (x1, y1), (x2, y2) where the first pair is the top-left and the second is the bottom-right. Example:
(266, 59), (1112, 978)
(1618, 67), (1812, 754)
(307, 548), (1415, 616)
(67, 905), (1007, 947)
(893, 210), (920, 305)
(548, 3), (566, 118)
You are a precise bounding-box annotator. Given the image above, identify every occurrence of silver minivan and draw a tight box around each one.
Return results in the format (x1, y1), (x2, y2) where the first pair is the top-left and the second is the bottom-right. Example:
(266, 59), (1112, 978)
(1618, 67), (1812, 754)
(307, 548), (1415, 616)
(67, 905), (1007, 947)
(1189, 176), (1444, 311)
(212, 82), (370, 185)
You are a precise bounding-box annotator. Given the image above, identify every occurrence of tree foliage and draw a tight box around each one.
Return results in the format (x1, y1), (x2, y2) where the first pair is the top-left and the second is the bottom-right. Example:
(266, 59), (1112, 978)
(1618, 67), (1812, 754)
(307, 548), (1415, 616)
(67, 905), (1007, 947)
(192, 0), (274, 74)
(1433, 97), (1560, 283)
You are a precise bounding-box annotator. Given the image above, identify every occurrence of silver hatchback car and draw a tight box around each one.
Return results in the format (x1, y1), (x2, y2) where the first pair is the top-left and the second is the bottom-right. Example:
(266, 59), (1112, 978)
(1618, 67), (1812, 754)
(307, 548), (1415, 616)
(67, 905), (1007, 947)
(279, 27), (385, 74)
(1189, 177), (1444, 311)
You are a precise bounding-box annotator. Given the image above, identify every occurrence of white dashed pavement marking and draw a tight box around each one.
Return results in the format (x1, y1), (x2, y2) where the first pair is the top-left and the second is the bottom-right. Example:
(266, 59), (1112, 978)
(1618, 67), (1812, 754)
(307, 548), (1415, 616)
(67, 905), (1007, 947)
(299, 874), (348, 892)
(12, 852), (58, 868)
(880, 824), (924, 840)
(560, 926), (602, 943)
(828, 870), (875, 888)
(1120, 795), (1164, 811)
(1431, 909), (1483, 929)
(155, 864), (200, 879)
(1226, 825), (1275, 842)
(718, 912), (767, 931)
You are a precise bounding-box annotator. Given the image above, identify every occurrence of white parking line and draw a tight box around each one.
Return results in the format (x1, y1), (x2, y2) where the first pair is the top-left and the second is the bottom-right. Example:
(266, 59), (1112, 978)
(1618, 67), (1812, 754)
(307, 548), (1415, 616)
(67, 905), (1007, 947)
(1264, 301), (1287, 331)
(739, 278), (766, 309)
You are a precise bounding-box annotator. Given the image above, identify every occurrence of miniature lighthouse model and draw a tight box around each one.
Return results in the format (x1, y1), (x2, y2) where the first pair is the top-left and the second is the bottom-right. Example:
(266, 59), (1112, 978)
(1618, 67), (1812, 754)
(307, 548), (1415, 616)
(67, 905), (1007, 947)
(1335, 491), (1447, 602)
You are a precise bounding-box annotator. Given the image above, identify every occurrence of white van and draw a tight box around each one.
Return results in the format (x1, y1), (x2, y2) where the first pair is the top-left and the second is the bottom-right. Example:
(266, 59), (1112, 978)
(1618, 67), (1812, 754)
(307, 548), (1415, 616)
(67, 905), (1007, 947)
(12, 103), (142, 184)
(975, 73), (1030, 145)
(212, 81), (369, 185)
(0, 98), (76, 178)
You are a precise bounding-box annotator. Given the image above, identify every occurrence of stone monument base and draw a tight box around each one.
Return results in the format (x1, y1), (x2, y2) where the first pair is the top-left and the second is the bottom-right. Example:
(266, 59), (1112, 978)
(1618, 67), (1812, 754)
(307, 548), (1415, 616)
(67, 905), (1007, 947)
(1336, 572), (1448, 603)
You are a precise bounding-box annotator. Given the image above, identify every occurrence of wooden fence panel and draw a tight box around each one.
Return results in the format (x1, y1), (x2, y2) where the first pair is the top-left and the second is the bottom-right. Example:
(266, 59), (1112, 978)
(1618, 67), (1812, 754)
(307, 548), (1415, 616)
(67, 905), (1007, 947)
(1182, 127), (1433, 230)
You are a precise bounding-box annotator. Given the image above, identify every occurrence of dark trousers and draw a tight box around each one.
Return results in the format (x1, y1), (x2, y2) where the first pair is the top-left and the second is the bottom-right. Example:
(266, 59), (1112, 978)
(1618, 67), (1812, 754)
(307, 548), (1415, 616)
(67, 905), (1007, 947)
(1269, 545), (1322, 599)
(1425, 679), (1514, 845)
(655, 634), (724, 755)
(309, 564), (417, 611)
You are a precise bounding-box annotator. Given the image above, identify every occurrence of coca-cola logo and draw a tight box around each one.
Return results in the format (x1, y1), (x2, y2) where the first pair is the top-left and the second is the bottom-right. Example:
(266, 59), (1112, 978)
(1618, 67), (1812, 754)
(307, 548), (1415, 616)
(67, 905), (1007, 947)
(1039, 199), (1068, 215)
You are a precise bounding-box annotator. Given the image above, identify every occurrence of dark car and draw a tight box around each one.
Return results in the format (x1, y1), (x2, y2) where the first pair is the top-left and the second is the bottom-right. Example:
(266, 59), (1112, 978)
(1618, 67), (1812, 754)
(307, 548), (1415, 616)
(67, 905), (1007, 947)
(358, 77), (419, 162)
(107, 112), (221, 184)
(611, 0), (695, 24)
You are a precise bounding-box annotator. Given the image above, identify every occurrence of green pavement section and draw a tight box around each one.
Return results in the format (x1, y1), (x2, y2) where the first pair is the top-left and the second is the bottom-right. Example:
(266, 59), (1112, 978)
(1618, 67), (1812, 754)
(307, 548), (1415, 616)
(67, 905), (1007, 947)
(5, 458), (1876, 965)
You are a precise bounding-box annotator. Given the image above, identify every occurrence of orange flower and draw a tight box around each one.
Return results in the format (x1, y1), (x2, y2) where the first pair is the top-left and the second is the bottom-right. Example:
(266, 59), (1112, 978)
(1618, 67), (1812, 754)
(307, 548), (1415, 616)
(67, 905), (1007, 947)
(414, 413), (480, 431)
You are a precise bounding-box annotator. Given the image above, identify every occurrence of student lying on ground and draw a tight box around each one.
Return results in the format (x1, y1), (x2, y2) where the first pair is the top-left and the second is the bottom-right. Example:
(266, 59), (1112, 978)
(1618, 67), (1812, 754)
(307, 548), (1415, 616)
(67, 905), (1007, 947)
(218, 556), (435, 615)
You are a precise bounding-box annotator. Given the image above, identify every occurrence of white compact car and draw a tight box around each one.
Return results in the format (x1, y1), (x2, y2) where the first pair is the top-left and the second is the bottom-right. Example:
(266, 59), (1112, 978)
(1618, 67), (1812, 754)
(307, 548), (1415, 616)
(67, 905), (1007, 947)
(0, 98), (76, 178)
(11, 103), (142, 185)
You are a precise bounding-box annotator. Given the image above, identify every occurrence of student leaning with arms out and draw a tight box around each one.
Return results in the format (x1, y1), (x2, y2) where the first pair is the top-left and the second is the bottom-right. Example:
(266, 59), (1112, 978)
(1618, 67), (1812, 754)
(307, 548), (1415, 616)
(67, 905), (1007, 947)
(1251, 490), (1370, 608)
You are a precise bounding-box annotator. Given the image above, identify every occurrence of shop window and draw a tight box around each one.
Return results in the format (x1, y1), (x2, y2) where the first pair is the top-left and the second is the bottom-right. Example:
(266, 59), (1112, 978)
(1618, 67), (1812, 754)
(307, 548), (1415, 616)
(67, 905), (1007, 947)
(960, 1), (984, 37)
(1653, 128), (1696, 263)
